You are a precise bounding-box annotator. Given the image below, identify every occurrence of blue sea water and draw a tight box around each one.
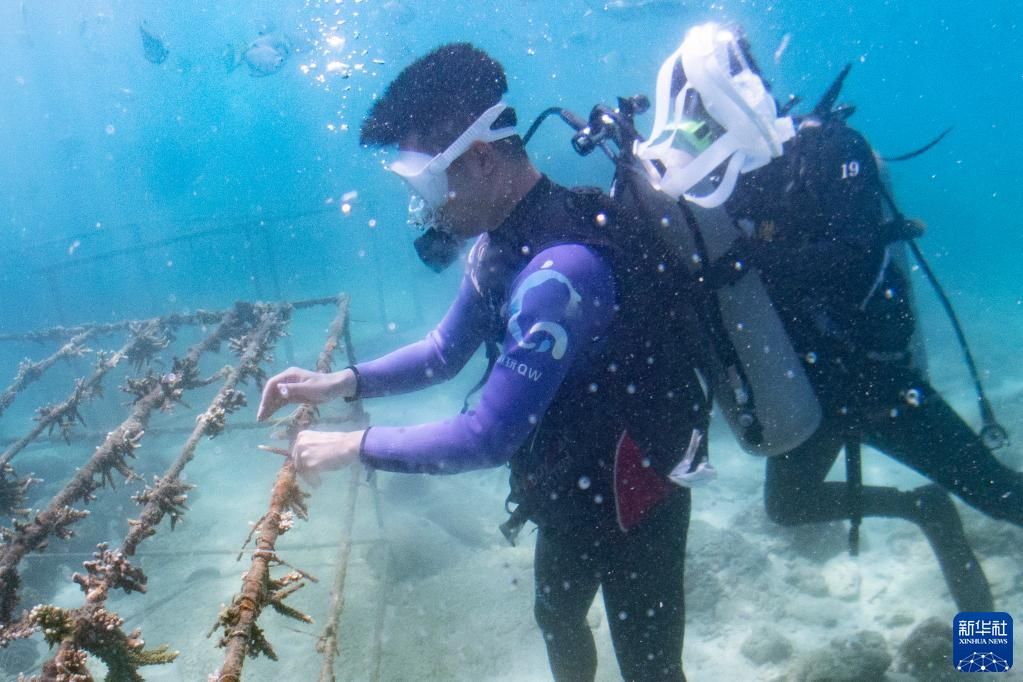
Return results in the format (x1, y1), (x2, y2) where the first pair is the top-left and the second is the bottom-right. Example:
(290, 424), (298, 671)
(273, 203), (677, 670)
(0, 1), (1020, 680)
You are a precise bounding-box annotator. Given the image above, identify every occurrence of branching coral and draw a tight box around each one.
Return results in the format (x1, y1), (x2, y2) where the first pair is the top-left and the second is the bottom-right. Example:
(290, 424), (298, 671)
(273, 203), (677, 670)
(0, 330), (93, 419)
(124, 322), (172, 373)
(72, 544), (147, 604)
(27, 603), (177, 682)
(0, 465), (39, 518)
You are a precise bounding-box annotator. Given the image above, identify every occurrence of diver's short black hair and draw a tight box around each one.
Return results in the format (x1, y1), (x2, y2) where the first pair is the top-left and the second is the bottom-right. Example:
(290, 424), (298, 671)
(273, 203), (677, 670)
(360, 43), (519, 150)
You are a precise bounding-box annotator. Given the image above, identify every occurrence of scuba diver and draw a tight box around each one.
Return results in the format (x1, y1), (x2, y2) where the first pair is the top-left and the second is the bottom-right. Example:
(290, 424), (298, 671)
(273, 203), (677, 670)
(631, 22), (1023, 612)
(256, 43), (711, 681)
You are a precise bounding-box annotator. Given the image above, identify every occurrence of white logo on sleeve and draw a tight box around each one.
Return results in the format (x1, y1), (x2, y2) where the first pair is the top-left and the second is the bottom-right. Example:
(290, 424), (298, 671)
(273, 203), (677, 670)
(506, 268), (582, 361)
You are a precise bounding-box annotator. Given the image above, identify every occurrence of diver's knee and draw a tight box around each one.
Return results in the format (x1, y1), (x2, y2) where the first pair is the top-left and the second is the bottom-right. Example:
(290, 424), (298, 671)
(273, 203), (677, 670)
(764, 492), (803, 527)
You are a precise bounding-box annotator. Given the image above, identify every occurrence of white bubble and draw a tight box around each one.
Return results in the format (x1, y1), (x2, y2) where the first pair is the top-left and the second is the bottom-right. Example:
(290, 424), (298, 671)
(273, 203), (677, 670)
(805, 351), (818, 364)
(105, 124), (115, 135)
(578, 476), (591, 490)
(905, 388), (922, 407)
(386, 322), (397, 332)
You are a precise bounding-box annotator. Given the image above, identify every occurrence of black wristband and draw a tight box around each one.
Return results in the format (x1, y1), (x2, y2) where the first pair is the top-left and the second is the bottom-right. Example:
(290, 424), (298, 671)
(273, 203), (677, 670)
(343, 365), (361, 403)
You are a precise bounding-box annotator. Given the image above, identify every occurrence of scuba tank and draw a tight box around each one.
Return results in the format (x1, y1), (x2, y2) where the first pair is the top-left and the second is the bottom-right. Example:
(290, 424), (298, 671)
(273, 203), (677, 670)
(683, 202), (822, 455)
(523, 93), (821, 456)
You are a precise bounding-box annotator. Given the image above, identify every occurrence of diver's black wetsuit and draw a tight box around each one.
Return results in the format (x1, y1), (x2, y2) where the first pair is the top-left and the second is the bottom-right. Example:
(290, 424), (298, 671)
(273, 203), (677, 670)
(502, 181), (705, 682)
(723, 117), (1023, 612)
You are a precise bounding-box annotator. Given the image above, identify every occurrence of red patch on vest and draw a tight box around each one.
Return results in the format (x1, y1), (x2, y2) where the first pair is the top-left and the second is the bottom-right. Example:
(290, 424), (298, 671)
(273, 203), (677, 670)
(614, 431), (671, 531)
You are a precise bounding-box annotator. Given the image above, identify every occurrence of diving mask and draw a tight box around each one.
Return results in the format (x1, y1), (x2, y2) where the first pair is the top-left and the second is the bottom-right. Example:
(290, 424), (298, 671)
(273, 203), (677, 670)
(636, 23), (795, 208)
(388, 101), (518, 210)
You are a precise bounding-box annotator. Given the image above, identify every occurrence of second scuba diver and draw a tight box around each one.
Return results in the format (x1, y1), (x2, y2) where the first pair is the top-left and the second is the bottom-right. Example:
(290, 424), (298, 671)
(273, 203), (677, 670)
(634, 22), (1023, 612)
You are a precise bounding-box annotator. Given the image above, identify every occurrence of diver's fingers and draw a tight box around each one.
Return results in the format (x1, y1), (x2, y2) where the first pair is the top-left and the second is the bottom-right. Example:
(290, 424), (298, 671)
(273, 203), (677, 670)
(257, 444), (290, 457)
(257, 369), (306, 420)
(257, 375), (287, 421)
(290, 439), (322, 488)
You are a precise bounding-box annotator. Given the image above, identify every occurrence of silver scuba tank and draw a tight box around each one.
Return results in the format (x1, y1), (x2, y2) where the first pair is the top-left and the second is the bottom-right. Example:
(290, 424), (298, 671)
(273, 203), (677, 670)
(613, 163), (821, 456)
(687, 204), (823, 456)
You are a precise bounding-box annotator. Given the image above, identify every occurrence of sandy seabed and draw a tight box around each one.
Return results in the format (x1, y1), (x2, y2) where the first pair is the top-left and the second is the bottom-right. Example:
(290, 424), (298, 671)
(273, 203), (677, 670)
(5, 307), (1023, 681)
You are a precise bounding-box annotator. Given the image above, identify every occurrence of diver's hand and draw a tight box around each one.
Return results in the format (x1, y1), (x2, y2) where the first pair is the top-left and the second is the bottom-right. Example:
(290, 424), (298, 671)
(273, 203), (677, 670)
(257, 367), (356, 421)
(290, 429), (365, 487)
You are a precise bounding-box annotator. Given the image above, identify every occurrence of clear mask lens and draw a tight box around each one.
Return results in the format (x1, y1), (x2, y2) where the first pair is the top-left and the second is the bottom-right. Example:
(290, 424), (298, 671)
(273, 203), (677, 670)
(406, 192), (454, 237)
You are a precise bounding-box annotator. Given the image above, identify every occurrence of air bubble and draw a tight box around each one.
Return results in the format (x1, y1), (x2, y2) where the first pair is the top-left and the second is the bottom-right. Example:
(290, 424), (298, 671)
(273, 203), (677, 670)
(578, 476), (591, 490)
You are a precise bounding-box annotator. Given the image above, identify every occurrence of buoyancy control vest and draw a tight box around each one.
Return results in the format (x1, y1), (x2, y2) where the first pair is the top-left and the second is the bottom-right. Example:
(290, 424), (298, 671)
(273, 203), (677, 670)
(473, 177), (708, 537)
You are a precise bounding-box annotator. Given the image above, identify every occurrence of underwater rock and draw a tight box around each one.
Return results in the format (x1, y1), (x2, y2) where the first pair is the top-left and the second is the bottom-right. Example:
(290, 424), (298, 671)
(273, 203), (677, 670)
(0, 638), (40, 676)
(822, 558), (862, 601)
(897, 617), (965, 681)
(963, 511), (1023, 559)
(741, 628), (793, 665)
(686, 519), (766, 580)
(784, 564), (830, 598)
(682, 562), (724, 617)
(780, 521), (852, 562)
(684, 520), (765, 617)
(791, 630), (892, 682)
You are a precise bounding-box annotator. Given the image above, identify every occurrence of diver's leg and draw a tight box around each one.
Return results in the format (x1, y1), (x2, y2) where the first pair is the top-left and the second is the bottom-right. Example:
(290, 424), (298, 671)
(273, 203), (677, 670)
(534, 523), (603, 682)
(898, 483), (994, 612)
(602, 490), (690, 682)
(766, 414), (992, 609)
(864, 378), (1023, 526)
(764, 425), (848, 525)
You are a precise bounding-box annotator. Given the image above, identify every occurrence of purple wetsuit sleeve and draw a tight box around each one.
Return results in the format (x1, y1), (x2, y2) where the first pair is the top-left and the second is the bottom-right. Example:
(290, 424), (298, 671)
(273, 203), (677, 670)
(361, 244), (616, 474)
(353, 274), (490, 398)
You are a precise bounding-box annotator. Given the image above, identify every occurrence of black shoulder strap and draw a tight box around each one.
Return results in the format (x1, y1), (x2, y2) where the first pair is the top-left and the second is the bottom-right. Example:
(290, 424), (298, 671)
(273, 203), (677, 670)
(461, 340), (501, 414)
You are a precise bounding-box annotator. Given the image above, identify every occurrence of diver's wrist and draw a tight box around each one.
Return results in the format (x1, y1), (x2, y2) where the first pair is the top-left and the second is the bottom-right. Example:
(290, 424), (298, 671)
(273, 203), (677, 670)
(330, 367), (358, 400)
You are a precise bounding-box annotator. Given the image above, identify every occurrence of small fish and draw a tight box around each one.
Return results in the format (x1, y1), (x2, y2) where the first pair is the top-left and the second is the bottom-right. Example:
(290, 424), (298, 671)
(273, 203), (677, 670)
(227, 32), (291, 77)
(774, 33), (792, 65)
(587, 0), (685, 21)
(139, 21), (169, 65)
(383, 0), (416, 27)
